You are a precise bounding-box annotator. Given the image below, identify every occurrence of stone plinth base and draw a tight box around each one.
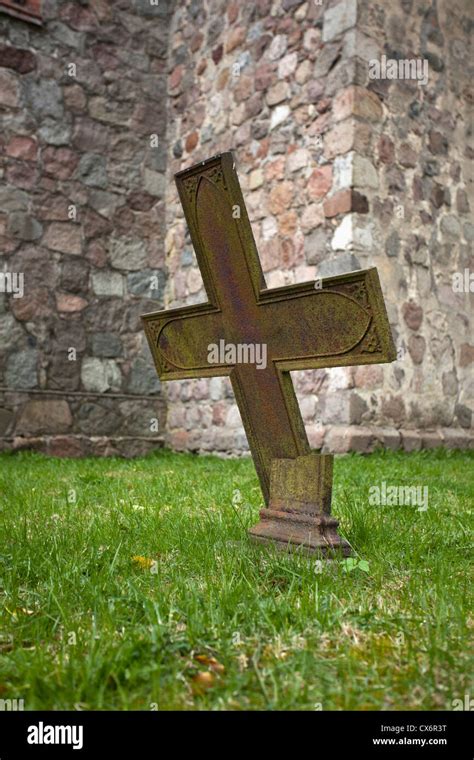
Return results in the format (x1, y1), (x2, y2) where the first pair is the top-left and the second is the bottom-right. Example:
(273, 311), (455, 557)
(249, 508), (351, 556)
(249, 453), (351, 556)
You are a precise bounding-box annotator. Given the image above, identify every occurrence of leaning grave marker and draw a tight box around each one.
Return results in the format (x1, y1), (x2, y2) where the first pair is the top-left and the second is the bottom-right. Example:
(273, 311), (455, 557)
(143, 152), (396, 555)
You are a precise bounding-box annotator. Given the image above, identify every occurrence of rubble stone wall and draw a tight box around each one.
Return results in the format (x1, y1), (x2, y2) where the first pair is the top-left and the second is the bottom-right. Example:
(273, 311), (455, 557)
(0, 0), (472, 457)
(162, 0), (473, 455)
(0, 0), (170, 456)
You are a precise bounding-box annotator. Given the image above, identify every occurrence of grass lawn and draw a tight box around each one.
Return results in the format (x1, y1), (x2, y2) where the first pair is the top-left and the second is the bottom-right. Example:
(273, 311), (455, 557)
(0, 448), (472, 711)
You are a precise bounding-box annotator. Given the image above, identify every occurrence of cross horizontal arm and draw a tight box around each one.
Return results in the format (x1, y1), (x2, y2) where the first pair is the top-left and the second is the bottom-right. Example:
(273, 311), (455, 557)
(258, 267), (396, 370)
(142, 303), (226, 381)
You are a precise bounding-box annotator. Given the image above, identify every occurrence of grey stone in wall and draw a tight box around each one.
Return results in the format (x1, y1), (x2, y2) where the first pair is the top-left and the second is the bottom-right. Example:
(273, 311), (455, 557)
(5, 349), (38, 390)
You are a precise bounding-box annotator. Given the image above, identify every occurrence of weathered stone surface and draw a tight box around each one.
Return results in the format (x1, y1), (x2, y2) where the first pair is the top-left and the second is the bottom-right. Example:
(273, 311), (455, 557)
(422, 431), (444, 449)
(43, 146), (79, 179)
(323, 189), (368, 217)
(301, 204), (324, 233)
(441, 429), (473, 449)
(374, 427), (401, 451)
(304, 228), (329, 264)
(353, 155), (378, 188)
(0, 408), (14, 435)
(91, 333), (123, 358)
(268, 181), (294, 214)
(0, 45), (37, 73)
(77, 402), (122, 436)
(268, 34), (288, 60)
(53, 320), (86, 353)
(47, 436), (85, 458)
(316, 252), (361, 278)
(324, 426), (350, 454)
(0, 0), (469, 457)
(278, 52), (298, 78)
(43, 223), (82, 255)
(455, 404), (472, 429)
(82, 209), (113, 240)
(56, 293), (88, 313)
(459, 344), (474, 368)
(355, 364), (383, 389)
(63, 84), (87, 112)
(408, 335), (426, 365)
(109, 236), (148, 270)
(127, 269), (165, 299)
(60, 259), (90, 293)
(47, 353), (81, 392)
(270, 104), (290, 130)
(0, 69), (20, 107)
(92, 271), (124, 297)
(382, 395), (406, 426)
(10, 288), (51, 322)
(440, 214), (461, 239)
(0, 187), (28, 213)
(378, 135), (395, 164)
(118, 399), (165, 436)
(75, 153), (108, 188)
(126, 358), (161, 395)
(322, 0), (357, 42)
(0, 0), (172, 453)
(385, 230), (400, 258)
(6, 161), (39, 190)
(6, 135), (38, 161)
(333, 86), (383, 122)
(5, 350), (39, 390)
(88, 96), (131, 126)
(38, 119), (71, 146)
(266, 81), (289, 106)
(346, 428), (376, 453)
(307, 166), (333, 199)
(402, 302), (423, 331)
(331, 216), (354, 250)
(17, 400), (73, 435)
(72, 118), (110, 152)
(11, 436), (48, 454)
(143, 169), (166, 196)
(81, 358), (122, 393)
(24, 79), (63, 119)
(8, 213), (43, 241)
(324, 121), (354, 159)
(400, 430), (422, 452)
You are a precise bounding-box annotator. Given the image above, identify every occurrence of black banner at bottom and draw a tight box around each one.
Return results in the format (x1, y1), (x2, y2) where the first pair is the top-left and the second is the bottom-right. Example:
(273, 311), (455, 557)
(0, 710), (471, 757)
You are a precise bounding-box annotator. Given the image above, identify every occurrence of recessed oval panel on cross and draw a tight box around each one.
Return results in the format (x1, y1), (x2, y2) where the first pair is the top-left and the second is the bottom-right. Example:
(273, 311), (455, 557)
(158, 311), (226, 371)
(263, 291), (372, 361)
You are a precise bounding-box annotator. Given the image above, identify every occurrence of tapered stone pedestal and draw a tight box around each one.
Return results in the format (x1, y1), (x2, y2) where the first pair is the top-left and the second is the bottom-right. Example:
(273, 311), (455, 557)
(249, 453), (351, 556)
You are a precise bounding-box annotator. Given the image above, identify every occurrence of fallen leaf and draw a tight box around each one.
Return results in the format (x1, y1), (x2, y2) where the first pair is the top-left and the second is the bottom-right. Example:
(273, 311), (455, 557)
(192, 671), (215, 693)
(195, 654), (225, 674)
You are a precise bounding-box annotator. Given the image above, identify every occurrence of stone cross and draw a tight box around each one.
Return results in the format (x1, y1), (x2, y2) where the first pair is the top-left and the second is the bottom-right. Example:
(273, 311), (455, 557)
(143, 152), (396, 555)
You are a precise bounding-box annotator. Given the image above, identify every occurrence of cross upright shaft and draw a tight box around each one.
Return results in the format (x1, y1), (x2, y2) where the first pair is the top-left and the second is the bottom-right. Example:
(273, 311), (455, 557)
(143, 152), (396, 553)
